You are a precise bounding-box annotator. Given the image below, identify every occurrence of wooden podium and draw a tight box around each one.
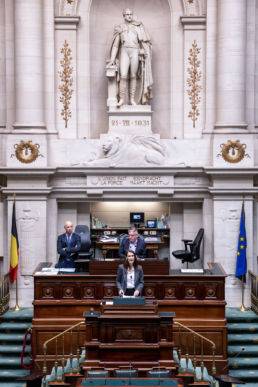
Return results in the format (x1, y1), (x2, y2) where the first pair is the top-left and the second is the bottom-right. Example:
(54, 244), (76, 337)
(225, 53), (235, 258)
(82, 301), (175, 372)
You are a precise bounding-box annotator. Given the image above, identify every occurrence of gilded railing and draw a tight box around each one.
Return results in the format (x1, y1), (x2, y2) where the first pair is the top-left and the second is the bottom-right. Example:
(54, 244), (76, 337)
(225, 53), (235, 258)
(249, 270), (258, 314)
(42, 321), (84, 387)
(0, 272), (10, 315)
(174, 321), (216, 387)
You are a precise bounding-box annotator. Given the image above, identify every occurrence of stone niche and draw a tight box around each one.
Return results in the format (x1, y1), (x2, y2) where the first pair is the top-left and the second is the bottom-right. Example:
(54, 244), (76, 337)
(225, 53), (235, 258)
(89, 0), (171, 139)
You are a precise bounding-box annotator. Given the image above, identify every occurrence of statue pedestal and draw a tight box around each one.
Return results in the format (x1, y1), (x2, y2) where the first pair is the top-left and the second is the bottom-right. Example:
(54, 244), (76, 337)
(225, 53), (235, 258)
(108, 105), (152, 135)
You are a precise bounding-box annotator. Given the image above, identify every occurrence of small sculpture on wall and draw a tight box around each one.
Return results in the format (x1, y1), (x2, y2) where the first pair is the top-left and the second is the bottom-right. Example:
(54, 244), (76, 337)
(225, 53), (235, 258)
(106, 8), (153, 107)
(217, 140), (250, 164)
(11, 140), (43, 164)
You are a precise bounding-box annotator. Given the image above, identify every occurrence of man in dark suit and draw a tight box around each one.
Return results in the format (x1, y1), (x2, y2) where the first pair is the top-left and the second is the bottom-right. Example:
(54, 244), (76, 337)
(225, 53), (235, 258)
(57, 220), (81, 268)
(118, 227), (146, 258)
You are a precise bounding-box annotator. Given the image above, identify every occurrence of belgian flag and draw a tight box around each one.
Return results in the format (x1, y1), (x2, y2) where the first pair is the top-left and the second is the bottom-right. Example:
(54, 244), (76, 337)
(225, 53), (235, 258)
(10, 201), (19, 283)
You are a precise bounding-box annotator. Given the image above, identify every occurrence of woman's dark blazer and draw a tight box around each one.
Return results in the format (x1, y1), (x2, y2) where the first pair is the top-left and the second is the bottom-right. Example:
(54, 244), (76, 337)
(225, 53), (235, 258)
(116, 264), (144, 295)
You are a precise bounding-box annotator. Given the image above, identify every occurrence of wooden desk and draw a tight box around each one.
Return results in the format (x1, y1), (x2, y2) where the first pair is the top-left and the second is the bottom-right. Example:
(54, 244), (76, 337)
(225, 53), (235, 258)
(83, 303), (175, 370)
(32, 262), (227, 374)
(96, 240), (164, 259)
(89, 259), (169, 275)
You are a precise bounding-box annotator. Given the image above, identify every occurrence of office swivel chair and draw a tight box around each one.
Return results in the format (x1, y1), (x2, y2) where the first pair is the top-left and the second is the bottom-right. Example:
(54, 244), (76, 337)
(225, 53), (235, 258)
(172, 228), (204, 268)
(74, 225), (93, 259)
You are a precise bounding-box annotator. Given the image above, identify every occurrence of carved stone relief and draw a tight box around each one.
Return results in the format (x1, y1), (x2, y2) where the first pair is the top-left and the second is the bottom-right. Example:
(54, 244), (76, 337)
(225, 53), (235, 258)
(88, 175), (173, 188)
(59, 0), (79, 16)
(86, 135), (168, 167)
(214, 203), (241, 273)
(17, 203), (45, 276)
(182, 0), (203, 16)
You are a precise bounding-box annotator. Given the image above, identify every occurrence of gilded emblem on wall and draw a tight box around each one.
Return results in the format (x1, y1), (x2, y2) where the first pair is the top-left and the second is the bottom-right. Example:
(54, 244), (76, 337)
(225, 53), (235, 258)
(11, 140), (43, 164)
(217, 140), (250, 163)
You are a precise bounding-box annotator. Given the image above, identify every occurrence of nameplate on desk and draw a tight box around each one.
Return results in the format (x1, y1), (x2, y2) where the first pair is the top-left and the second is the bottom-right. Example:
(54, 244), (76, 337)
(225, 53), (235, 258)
(58, 268), (76, 273)
(113, 296), (145, 305)
(181, 268), (204, 274)
(35, 271), (59, 275)
(35, 268), (59, 275)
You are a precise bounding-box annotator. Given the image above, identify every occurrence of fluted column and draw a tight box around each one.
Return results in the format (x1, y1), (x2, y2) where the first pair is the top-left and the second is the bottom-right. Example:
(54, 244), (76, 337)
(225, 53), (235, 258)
(215, 0), (247, 130)
(0, 0), (6, 129)
(13, 0), (45, 129)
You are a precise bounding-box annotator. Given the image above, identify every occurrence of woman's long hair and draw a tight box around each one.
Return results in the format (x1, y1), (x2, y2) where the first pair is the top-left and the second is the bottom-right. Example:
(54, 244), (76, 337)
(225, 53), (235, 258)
(123, 250), (138, 270)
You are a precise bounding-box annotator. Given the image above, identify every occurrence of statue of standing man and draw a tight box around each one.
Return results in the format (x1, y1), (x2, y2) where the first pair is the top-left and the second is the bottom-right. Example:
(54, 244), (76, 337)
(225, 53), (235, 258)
(107, 9), (153, 107)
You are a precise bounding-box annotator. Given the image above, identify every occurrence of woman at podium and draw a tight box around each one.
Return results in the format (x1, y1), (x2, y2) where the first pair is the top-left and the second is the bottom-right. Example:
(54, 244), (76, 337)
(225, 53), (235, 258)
(116, 250), (144, 297)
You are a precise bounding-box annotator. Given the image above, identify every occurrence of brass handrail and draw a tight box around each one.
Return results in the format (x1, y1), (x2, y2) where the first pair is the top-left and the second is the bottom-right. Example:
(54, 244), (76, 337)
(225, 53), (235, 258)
(249, 270), (258, 314)
(0, 272), (10, 316)
(174, 321), (216, 387)
(42, 321), (84, 387)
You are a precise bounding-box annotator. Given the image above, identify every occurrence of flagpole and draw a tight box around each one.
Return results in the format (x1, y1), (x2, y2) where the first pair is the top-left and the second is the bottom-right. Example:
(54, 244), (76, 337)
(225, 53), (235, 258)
(238, 275), (248, 312)
(11, 193), (22, 311)
(236, 199), (248, 312)
(13, 275), (22, 311)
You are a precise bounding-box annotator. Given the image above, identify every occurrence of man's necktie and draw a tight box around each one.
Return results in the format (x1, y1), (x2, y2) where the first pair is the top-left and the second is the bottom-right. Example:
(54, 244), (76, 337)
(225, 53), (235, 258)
(67, 235), (71, 249)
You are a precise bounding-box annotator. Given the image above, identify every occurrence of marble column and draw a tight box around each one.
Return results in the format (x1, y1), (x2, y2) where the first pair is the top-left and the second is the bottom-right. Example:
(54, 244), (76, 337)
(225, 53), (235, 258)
(215, 0), (247, 130)
(213, 197), (253, 306)
(47, 198), (58, 264)
(13, 0), (45, 129)
(202, 198), (213, 266)
(0, 0), (6, 129)
(204, 0), (217, 133)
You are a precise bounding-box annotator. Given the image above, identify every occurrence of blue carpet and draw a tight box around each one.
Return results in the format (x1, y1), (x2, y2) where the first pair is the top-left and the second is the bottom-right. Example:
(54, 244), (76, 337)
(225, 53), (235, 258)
(0, 307), (33, 387)
(227, 307), (258, 385)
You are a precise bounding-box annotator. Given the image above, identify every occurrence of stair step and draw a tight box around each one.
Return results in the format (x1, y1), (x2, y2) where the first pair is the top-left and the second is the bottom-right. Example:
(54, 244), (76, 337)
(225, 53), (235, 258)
(228, 333), (258, 344)
(0, 322), (31, 333)
(0, 344), (31, 354)
(1, 308), (33, 322)
(0, 383), (28, 387)
(226, 308), (258, 323)
(229, 357), (258, 369)
(228, 345), (258, 357)
(0, 333), (28, 343)
(227, 322), (258, 333)
(0, 357), (31, 367)
(230, 369), (258, 381)
(233, 384), (258, 387)
(0, 368), (30, 380)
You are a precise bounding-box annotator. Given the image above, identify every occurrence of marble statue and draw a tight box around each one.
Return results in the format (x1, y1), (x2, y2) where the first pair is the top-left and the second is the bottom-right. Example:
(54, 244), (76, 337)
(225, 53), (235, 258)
(87, 135), (168, 167)
(106, 8), (153, 107)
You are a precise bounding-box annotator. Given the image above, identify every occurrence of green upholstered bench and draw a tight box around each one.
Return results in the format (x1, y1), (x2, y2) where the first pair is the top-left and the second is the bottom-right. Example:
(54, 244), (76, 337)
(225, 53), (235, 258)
(87, 370), (109, 378)
(81, 378), (180, 386)
(114, 370), (137, 378)
(148, 369), (170, 378)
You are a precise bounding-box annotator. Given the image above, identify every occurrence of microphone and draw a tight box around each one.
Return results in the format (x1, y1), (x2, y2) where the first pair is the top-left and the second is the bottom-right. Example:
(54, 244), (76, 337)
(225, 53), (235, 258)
(158, 360), (161, 385)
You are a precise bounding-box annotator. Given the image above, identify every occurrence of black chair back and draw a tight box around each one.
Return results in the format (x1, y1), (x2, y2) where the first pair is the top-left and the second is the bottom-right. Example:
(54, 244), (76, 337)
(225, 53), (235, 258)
(191, 228), (204, 260)
(74, 225), (91, 252)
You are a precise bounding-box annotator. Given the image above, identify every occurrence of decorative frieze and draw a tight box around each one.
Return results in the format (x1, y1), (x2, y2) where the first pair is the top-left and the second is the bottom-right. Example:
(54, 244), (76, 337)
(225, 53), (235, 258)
(58, 40), (74, 128)
(187, 40), (202, 128)
(88, 175), (173, 188)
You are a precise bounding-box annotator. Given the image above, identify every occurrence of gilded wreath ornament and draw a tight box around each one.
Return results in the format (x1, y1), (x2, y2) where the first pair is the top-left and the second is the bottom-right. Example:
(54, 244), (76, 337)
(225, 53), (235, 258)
(11, 140), (43, 164)
(217, 140), (250, 164)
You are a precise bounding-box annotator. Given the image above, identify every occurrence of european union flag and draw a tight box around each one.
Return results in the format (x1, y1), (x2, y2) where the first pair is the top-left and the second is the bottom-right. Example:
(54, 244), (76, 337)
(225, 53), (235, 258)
(235, 202), (247, 281)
